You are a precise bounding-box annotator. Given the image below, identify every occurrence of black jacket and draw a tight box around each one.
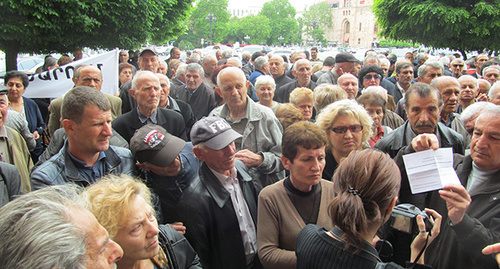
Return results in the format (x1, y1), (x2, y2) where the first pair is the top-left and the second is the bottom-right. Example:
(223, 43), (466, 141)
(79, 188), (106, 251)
(157, 224), (203, 269)
(276, 80), (317, 103)
(172, 83), (215, 121)
(176, 161), (259, 269)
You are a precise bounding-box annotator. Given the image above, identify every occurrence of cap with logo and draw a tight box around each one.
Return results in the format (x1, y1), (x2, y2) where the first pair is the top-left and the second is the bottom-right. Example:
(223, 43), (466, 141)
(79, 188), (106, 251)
(190, 116), (242, 150)
(130, 125), (185, 167)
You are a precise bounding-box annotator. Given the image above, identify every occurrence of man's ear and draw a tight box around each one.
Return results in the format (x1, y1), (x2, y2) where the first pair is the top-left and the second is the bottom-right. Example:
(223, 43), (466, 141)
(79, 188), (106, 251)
(246, 81), (250, 88)
(62, 119), (74, 134)
(193, 146), (206, 162)
(72, 78), (78, 85)
(281, 155), (292, 171)
(215, 87), (222, 97)
(129, 88), (137, 99)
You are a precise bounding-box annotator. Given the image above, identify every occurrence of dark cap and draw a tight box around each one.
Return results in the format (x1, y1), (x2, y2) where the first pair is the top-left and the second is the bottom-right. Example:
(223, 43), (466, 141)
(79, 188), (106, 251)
(335, 52), (358, 63)
(0, 85), (7, 95)
(190, 116), (242, 150)
(130, 125), (186, 167)
(139, 47), (158, 57)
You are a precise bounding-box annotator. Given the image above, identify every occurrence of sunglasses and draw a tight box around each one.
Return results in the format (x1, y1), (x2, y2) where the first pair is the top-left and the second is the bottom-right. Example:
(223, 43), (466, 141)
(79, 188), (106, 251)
(363, 74), (381, 80)
(330, 125), (363, 134)
(452, 64), (464, 68)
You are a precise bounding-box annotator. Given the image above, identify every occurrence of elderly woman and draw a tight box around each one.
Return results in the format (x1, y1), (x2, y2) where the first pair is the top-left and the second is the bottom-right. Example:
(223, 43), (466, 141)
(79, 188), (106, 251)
(290, 87), (314, 121)
(119, 63), (134, 88)
(357, 91), (393, 147)
(256, 75), (280, 112)
(296, 149), (441, 268)
(4, 71), (45, 162)
(274, 103), (303, 130)
(85, 174), (202, 269)
(257, 121), (335, 269)
(316, 99), (372, 181)
(313, 83), (348, 114)
(358, 65), (397, 111)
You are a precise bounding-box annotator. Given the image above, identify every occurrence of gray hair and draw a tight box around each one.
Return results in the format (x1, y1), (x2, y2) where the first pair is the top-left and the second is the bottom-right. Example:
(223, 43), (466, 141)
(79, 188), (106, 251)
(242, 51), (251, 61)
(489, 81), (500, 100)
(175, 63), (187, 78)
(458, 75), (478, 88)
(418, 61), (443, 78)
(201, 55), (216, 65)
(222, 50), (233, 58)
(255, 75), (276, 91)
(460, 101), (496, 124)
(363, 86), (388, 101)
(186, 63), (205, 77)
(189, 53), (201, 64)
(451, 58), (465, 65)
(380, 58), (390, 67)
(293, 59), (311, 71)
(416, 52), (427, 63)
(254, 56), (269, 70)
(482, 65), (500, 77)
(73, 64), (100, 80)
(405, 82), (443, 108)
(477, 105), (500, 121)
(227, 57), (242, 68)
(62, 86), (110, 123)
(0, 185), (89, 268)
(439, 57), (450, 66)
(363, 55), (381, 67)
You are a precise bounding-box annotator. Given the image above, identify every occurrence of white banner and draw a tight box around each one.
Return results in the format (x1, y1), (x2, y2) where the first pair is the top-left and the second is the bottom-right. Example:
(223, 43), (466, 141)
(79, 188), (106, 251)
(23, 49), (119, 98)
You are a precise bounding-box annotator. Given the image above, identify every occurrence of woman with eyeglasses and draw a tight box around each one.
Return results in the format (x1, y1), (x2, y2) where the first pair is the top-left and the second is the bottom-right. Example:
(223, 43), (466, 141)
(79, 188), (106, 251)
(316, 99), (373, 181)
(358, 65), (397, 111)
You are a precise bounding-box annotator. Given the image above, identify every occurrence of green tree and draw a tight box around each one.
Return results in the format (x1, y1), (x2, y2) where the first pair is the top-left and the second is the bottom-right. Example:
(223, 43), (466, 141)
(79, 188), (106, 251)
(259, 0), (300, 45)
(223, 15), (271, 44)
(182, 0), (231, 46)
(0, 0), (194, 71)
(302, 2), (334, 46)
(373, 0), (500, 57)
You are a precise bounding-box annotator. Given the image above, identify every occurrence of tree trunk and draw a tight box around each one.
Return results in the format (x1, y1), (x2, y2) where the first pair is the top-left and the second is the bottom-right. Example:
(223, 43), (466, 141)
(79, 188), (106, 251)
(460, 49), (467, 60)
(3, 40), (20, 71)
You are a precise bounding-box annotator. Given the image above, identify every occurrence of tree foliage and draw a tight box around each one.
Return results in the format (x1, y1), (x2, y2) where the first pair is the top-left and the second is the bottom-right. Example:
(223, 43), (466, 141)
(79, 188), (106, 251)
(225, 15), (271, 44)
(373, 0), (500, 55)
(181, 0), (230, 46)
(259, 0), (300, 45)
(0, 0), (194, 70)
(301, 2), (334, 45)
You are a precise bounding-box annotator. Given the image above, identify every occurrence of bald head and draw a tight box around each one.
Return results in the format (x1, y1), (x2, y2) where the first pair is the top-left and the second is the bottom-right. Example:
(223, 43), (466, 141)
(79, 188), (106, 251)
(73, 65), (102, 90)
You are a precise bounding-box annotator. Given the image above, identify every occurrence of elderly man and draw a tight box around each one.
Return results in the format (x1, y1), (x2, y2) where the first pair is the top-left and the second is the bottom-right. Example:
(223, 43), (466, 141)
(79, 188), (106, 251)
(337, 73), (359, 99)
(461, 101), (496, 139)
(201, 55), (217, 89)
(249, 56), (269, 85)
(472, 53), (489, 78)
(482, 65), (500, 86)
(210, 67), (284, 189)
(450, 58), (466, 78)
(269, 55), (293, 100)
(242, 52), (264, 79)
(430, 76), (470, 146)
(157, 60), (168, 75)
(48, 65), (122, 137)
(112, 71), (186, 143)
(157, 73), (196, 140)
(413, 52), (428, 77)
(0, 185), (123, 268)
(120, 47), (160, 114)
(119, 50), (129, 64)
(489, 82), (500, 105)
(0, 86), (32, 194)
(172, 63), (216, 120)
(375, 82), (465, 158)
(176, 116), (260, 269)
(457, 75), (479, 113)
(317, 52), (358, 84)
(277, 59), (317, 103)
(171, 62), (187, 89)
(31, 86), (136, 190)
(242, 51), (251, 66)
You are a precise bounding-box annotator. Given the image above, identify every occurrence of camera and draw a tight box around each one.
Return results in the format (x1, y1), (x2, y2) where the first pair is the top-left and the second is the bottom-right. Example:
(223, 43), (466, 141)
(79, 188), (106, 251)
(389, 204), (433, 235)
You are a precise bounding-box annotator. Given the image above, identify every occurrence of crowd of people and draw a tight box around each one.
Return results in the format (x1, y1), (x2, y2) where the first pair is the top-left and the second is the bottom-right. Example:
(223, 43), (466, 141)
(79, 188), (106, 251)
(0, 45), (500, 268)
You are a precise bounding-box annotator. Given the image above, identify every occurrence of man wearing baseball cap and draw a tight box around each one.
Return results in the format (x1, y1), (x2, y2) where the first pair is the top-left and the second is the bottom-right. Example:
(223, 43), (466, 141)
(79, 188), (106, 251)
(317, 52), (359, 85)
(175, 116), (260, 269)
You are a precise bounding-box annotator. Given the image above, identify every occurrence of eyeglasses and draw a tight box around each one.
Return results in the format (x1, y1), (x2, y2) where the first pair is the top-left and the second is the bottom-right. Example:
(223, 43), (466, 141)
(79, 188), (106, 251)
(363, 74), (381, 80)
(330, 125), (363, 134)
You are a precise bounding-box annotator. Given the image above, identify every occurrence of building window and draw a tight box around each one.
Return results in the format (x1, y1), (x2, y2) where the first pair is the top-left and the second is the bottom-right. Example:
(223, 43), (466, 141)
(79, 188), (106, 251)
(359, 23), (362, 31)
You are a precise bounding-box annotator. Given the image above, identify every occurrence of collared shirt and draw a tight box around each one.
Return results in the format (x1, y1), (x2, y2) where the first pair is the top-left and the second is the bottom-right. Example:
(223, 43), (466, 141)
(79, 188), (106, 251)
(0, 126), (11, 163)
(440, 112), (455, 128)
(396, 82), (406, 97)
(183, 85), (198, 103)
(369, 124), (386, 147)
(221, 103), (250, 149)
(210, 167), (257, 265)
(68, 151), (107, 184)
(137, 108), (158, 125)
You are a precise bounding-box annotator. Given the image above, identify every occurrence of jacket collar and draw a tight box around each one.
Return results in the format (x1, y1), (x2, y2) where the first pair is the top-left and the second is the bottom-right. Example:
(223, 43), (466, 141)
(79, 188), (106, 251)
(219, 98), (263, 123)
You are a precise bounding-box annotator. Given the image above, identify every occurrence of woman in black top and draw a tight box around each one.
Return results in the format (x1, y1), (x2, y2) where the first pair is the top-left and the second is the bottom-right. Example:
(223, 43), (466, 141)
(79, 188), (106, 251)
(296, 149), (442, 268)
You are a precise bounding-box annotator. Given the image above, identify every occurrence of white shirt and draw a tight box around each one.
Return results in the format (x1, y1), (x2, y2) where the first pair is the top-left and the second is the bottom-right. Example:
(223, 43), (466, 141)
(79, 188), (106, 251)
(211, 167), (257, 265)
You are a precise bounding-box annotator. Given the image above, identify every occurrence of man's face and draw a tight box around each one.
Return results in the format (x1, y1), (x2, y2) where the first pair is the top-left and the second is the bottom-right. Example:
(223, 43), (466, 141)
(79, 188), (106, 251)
(293, 61), (312, 85)
(197, 142), (236, 175)
(119, 52), (129, 63)
(405, 53), (414, 63)
(459, 77), (477, 102)
(478, 79), (491, 96)
(491, 88), (500, 105)
(158, 76), (170, 106)
(437, 79), (460, 116)
(171, 48), (181, 60)
(336, 62), (356, 76)
(397, 66), (414, 88)
(475, 55), (489, 70)
(381, 62), (389, 77)
(269, 57), (285, 77)
(419, 66), (443, 84)
(483, 68), (500, 85)
(185, 70), (203, 91)
(405, 91), (440, 135)
(203, 58), (217, 76)
(216, 69), (248, 110)
(138, 52), (159, 72)
(338, 76), (359, 99)
(131, 74), (161, 112)
(157, 62), (167, 75)
(0, 95), (8, 127)
(362, 72), (381, 88)
(471, 114), (500, 170)
(119, 68), (133, 85)
(451, 61), (464, 78)
(216, 50), (223, 61)
(311, 49), (318, 60)
(70, 105), (113, 155)
(75, 67), (103, 90)
(71, 208), (123, 268)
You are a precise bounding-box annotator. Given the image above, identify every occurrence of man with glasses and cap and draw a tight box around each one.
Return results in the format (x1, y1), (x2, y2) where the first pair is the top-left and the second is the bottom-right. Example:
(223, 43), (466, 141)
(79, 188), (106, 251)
(317, 52), (359, 85)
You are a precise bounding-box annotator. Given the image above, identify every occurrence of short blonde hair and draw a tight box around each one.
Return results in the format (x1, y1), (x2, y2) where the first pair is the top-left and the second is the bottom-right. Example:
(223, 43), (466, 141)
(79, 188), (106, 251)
(313, 84), (348, 113)
(316, 99), (373, 150)
(290, 87), (313, 106)
(275, 103), (304, 130)
(84, 174), (153, 237)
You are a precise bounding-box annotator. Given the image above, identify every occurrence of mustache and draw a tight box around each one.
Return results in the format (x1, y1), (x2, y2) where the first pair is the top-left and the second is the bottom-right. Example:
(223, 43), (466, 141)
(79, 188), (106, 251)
(415, 122), (435, 129)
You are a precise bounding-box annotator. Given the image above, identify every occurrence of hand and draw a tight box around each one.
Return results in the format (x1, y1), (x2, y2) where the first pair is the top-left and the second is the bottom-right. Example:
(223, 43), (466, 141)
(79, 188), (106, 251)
(410, 209), (442, 264)
(476, 93), (489, 102)
(235, 149), (263, 168)
(33, 131), (40, 140)
(439, 185), (471, 225)
(136, 156), (181, 176)
(483, 243), (500, 267)
(411, 134), (439, 152)
(169, 222), (186, 235)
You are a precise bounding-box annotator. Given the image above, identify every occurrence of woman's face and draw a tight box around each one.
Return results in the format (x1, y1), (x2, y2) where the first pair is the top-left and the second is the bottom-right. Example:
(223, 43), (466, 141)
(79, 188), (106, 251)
(296, 100), (313, 120)
(119, 68), (133, 85)
(113, 195), (160, 262)
(283, 145), (326, 192)
(364, 104), (384, 129)
(328, 114), (363, 158)
(256, 83), (274, 102)
(6, 77), (25, 100)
